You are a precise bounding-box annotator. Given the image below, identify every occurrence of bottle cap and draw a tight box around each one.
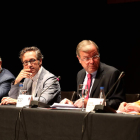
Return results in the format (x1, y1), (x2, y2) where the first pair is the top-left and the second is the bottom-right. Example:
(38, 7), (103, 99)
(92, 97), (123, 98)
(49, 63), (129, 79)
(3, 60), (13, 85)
(19, 83), (23, 87)
(100, 87), (104, 89)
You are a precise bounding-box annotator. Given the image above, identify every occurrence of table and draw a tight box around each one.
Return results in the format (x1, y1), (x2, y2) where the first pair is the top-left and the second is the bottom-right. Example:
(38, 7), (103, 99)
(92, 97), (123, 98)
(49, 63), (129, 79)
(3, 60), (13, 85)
(0, 105), (140, 140)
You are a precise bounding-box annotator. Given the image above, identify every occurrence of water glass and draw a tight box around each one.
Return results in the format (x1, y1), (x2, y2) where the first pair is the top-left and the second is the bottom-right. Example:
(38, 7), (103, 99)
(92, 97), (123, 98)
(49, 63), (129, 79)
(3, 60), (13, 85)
(78, 84), (88, 111)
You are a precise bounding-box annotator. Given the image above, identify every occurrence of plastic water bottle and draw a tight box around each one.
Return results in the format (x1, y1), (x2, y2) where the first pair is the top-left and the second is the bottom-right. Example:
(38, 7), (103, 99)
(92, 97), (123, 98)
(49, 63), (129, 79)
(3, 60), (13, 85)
(99, 87), (106, 105)
(19, 83), (23, 95)
(99, 87), (105, 99)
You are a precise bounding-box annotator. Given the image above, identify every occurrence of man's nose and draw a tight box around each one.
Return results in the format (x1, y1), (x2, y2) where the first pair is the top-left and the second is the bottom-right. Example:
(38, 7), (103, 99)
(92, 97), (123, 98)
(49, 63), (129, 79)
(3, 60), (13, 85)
(89, 57), (94, 63)
(27, 62), (32, 66)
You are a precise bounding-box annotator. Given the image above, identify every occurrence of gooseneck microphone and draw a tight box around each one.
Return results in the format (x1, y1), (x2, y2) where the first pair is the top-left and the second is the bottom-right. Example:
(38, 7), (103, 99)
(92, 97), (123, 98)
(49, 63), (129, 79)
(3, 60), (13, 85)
(102, 71), (125, 106)
(93, 71), (125, 113)
(30, 76), (61, 108)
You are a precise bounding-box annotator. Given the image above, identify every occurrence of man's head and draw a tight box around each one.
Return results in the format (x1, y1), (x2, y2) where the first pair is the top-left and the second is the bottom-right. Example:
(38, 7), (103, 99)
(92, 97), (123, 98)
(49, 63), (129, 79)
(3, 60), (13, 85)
(0, 57), (2, 70)
(19, 46), (44, 77)
(76, 40), (100, 74)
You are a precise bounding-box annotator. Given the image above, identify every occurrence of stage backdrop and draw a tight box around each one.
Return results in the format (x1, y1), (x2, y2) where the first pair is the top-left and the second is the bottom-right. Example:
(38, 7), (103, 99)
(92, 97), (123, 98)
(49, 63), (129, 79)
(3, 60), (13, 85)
(1, 1), (140, 94)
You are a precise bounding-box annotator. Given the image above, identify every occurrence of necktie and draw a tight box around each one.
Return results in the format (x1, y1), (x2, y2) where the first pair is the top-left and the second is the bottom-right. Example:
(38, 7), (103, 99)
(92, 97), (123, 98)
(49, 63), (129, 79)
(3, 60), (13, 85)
(85, 73), (92, 99)
(32, 79), (37, 99)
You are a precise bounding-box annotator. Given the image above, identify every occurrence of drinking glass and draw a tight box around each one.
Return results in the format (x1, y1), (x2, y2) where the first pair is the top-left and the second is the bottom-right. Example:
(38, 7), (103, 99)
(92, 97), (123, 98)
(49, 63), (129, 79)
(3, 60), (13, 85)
(78, 84), (88, 111)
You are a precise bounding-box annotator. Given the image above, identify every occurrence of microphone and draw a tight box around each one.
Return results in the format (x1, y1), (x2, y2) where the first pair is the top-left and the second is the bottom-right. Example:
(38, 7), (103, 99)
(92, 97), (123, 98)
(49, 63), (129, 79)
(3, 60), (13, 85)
(93, 71), (125, 113)
(30, 76), (61, 108)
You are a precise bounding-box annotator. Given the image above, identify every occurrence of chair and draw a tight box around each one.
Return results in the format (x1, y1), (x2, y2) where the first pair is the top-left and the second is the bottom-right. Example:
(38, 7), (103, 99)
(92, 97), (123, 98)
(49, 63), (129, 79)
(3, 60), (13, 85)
(61, 91), (77, 101)
(125, 93), (140, 103)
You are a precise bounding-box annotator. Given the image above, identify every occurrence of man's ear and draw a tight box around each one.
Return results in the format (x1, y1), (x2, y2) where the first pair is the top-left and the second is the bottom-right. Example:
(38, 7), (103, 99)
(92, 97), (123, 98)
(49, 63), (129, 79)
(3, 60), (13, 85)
(0, 61), (2, 69)
(38, 59), (42, 66)
(77, 55), (81, 64)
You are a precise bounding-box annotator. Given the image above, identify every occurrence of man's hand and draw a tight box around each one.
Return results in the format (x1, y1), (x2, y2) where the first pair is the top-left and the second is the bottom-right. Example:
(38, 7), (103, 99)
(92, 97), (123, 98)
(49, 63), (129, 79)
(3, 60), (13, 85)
(118, 102), (127, 112)
(74, 98), (88, 108)
(0, 97), (17, 105)
(14, 69), (32, 85)
(118, 102), (140, 113)
(60, 98), (88, 108)
(125, 103), (140, 112)
(60, 98), (73, 105)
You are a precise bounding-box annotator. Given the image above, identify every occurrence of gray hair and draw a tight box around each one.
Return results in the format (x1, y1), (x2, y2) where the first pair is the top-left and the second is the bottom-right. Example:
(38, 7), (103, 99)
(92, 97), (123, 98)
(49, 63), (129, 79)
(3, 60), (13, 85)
(76, 40), (99, 57)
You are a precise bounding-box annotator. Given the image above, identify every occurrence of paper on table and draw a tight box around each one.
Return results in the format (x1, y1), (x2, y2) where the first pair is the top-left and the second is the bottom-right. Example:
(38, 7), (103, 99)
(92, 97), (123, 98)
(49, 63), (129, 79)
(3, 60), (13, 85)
(51, 103), (77, 108)
(116, 110), (140, 115)
(55, 107), (81, 110)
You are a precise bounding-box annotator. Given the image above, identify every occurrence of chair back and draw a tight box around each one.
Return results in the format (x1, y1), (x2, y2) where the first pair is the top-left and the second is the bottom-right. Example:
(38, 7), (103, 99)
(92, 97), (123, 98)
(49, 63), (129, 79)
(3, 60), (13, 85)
(125, 93), (140, 103)
(61, 91), (77, 101)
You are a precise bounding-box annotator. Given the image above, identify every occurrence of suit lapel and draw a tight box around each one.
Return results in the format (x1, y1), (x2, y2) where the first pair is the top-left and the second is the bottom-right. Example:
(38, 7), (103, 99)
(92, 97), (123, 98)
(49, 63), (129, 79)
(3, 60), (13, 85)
(90, 63), (104, 97)
(79, 70), (86, 84)
(35, 67), (45, 97)
(0, 69), (5, 83)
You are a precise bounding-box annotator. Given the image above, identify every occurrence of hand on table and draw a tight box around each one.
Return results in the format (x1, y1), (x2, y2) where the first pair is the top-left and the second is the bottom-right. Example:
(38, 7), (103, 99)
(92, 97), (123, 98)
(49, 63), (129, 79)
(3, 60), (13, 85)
(118, 102), (140, 113)
(125, 103), (140, 112)
(74, 98), (88, 108)
(60, 98), (88, 108)
(118, 102), (127, 112)
(0, 97), (17, 105)
(60, 98), (73, 105)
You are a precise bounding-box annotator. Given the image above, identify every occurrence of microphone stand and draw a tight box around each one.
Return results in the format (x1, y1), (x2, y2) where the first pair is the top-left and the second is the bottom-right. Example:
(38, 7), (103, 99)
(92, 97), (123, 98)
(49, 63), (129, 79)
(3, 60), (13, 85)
(93, 71), (125, 113)
(30, 76), (61, 108)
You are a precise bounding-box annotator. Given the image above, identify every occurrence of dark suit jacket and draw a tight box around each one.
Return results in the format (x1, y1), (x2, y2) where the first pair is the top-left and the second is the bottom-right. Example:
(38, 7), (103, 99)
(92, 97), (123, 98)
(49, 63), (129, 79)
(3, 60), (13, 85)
(77, 62), (125, 110)
(9, 67), (61, 105)
(0, 68), (15, 101)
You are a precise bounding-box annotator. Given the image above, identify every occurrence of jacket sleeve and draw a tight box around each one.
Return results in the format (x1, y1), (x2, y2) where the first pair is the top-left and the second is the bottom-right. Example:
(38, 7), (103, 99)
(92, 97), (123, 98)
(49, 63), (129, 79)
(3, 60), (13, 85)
(106, 70), (125, 110)
(8, 82), (20, 99)
(0, 80), (12, 100)
(33, 76), (61, 105)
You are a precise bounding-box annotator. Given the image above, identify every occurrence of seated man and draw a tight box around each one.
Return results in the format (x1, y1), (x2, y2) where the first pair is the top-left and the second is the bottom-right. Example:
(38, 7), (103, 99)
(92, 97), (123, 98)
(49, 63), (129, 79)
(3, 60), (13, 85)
(0, 46), (61, 105)
(0, 57), (15, 101)
(61, 40), (125, 110)
(118, 100), (140, 113)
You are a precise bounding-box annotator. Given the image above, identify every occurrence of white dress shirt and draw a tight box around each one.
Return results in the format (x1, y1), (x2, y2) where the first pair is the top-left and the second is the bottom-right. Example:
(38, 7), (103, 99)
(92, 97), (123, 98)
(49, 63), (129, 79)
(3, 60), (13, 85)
(31, 66), (42, 99)
(83, 71), (97, 97)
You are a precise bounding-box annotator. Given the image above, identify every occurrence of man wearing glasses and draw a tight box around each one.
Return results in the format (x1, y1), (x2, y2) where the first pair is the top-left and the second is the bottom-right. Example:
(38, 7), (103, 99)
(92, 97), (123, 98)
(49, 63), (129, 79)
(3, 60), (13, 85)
(0, 46), (61, 105)
(61, 40), (125, 110)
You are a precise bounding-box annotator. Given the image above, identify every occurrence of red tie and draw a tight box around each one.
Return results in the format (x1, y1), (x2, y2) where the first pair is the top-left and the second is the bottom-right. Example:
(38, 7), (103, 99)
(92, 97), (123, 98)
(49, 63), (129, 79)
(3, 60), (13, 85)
(85, 73), (92, 99)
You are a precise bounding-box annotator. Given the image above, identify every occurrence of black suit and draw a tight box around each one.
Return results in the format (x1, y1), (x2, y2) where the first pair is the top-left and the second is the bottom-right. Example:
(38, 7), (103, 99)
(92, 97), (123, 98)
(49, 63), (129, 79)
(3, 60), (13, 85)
(77, 62), (125, 110)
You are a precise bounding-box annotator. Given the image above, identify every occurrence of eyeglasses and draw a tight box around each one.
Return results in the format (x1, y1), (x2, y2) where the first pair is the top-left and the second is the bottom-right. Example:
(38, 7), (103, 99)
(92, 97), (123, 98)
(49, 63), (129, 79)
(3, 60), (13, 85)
(23, 59), (37, 66)
(80, 54), (100, 63)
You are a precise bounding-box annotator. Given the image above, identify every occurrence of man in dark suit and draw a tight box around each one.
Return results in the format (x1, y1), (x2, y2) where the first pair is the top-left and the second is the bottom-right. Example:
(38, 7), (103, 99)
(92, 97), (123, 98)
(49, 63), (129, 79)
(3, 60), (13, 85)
(0, 46), (61, 105)
(0, 57), (15, 101)
(61, 40), (125, 110)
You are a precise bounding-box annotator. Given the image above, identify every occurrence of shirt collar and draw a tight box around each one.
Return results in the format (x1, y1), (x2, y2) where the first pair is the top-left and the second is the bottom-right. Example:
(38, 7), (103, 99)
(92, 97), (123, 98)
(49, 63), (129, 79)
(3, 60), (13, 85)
(32, 66), (42, 81)
(86, 70), (97, 78)
(0, 67), (3, 73)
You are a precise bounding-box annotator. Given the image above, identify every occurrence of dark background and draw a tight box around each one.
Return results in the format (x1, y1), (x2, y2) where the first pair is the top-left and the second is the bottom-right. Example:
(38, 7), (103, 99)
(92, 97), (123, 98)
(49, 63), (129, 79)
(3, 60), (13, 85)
(1, 0), (140, 94)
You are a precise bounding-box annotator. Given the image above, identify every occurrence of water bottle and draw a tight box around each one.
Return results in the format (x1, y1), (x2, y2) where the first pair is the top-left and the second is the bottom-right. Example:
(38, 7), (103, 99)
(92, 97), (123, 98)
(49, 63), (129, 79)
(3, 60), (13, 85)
(19, 83), (23, 95)
(99, 87), (106, 105)
(99, 87), (105, 99)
